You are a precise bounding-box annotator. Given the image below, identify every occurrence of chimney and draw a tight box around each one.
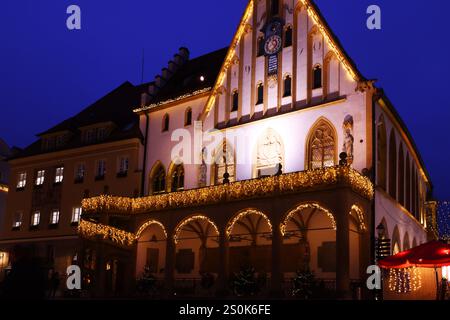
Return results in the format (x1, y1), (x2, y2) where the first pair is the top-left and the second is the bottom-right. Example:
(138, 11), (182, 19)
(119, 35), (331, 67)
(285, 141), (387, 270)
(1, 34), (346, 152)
(148, 83), (157, 96)
(168, 60), (178, 73)
(155, 75), (166, 88)
(141, 92), (151, 107)
(161, 67), (172, 80)
(178, 47), (190, 62)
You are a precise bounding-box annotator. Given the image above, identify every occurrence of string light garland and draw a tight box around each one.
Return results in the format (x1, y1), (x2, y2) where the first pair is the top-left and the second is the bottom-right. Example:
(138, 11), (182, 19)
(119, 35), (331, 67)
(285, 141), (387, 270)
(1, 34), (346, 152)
(226, 209), (273, 238)
(82, 166), (373, 215)
(437, 201), (450, 240)
(388, 267), (422, 293)
(135, 220), (167, 240)
(79, 220), (135, 246)
(174, 215), (219, 244)
(281, 203), (336, 236)
(350, 204), (367, 231)
(134, 88), (211, 113)
(299, 0), (359, 82)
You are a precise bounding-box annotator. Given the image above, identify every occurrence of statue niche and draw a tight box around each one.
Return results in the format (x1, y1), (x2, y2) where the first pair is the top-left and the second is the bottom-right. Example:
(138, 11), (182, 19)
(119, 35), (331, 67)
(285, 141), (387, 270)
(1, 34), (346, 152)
(256, 128), (284, 177)
(342, 115), (354, 165)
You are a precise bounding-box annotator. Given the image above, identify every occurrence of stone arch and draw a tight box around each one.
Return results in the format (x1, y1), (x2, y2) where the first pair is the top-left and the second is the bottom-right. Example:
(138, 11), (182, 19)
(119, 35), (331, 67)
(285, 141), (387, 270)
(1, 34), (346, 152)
(135, 220), (167, 278)
(226, 208), (273, 274)
(281, 202), (337, 277)
(148, 161), (166, 195)
(349, 204), (367, 232)
(173, 215), (220, 277)
(305, 117), (338, 170)
(403, 232), (411, 251)
(392, 225), (401, 255)
(377, 115), (387, 190)
(253, 128), (285, 178)
(226, 208), (273, 239)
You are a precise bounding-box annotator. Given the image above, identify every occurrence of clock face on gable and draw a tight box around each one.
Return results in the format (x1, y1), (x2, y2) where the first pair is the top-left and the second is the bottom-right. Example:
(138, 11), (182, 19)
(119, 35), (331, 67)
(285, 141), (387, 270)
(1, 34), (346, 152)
(264, 35), (282, 56)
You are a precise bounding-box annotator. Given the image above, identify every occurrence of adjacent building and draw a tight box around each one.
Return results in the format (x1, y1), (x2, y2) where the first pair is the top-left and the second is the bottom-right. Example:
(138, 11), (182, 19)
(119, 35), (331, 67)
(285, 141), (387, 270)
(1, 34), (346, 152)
(0, 139), (11, 276)
(0, 82), (145, 280)
(79, 0), (437, 299)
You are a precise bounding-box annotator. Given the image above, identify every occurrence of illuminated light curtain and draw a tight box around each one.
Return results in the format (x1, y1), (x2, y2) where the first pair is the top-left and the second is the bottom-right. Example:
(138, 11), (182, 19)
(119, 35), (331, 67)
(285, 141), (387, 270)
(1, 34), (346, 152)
(152, 166), (166, 194)
(171, 165), (185, 192)
(308, 120), (336, 169)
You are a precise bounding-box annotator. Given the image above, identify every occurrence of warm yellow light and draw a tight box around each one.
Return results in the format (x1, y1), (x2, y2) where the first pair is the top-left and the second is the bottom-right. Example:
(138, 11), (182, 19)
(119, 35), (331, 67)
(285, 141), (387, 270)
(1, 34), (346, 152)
(174, 215), (219, 244)
(0, 184), (8, 193)
(226, 209), (273, 238)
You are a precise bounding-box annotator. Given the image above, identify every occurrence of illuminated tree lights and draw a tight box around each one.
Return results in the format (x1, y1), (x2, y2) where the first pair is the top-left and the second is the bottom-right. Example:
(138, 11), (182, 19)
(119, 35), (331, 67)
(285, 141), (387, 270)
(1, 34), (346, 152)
(82, 166), (374, 215)
(437, 201), (450, 240)
(388, 267), (422, 293)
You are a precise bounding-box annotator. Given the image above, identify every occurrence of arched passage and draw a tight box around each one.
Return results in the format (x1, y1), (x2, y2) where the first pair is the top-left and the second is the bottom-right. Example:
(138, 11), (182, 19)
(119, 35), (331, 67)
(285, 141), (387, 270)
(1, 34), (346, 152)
(226, 209), (273, 275)
(173, 215), (219, 282)
(136, 220), (167, 279)
(281, 203), (336, 279)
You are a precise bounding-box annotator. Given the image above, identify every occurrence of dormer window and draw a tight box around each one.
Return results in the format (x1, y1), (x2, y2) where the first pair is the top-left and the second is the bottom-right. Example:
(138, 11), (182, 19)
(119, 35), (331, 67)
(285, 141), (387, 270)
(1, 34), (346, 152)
(231, 90), (239, 112)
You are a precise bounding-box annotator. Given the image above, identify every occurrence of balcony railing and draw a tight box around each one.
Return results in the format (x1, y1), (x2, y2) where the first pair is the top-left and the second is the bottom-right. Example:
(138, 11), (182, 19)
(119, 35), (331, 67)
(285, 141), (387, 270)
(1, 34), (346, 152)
(82, 165), (373, 215)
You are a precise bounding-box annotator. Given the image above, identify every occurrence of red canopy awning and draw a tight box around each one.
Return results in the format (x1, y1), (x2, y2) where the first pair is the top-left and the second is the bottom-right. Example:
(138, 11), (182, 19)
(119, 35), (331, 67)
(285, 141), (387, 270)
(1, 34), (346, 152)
(379, 240), (450, 269)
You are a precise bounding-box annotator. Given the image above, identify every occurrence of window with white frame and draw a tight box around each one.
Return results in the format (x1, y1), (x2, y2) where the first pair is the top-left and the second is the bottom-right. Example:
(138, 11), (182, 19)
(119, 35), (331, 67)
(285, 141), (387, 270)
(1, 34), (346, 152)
(75, 163), (85, 181)
(50, 210), (60, 225)
(17, 172), (27, 189)
(12, 212), (23, 228)
(35, 170), (45, 186)
(72, 207), (82, 224)
(96, 160), (106, 178)
(118, 157), (129, 175)
(55, 167), (64, 183)
(31, 211), (41, 226)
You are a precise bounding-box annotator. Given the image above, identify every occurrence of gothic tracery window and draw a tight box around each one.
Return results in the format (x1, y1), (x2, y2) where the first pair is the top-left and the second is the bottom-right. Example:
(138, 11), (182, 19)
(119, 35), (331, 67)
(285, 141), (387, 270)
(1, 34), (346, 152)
(171, 164), (185, 192)
(308, 119), (336, 169)
(214, 141), (235, 185)
(152, 165), (166, 195)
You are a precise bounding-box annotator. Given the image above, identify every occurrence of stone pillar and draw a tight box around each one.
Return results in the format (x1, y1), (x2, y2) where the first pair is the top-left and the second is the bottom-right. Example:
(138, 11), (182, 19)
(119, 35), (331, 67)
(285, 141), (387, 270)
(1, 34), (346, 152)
(164, 233), (176, 298)
(335, 201), (350, 299)
(94, 240), (106, 298)
(270, 219), (283, 297)
(216, 228), (229, 296)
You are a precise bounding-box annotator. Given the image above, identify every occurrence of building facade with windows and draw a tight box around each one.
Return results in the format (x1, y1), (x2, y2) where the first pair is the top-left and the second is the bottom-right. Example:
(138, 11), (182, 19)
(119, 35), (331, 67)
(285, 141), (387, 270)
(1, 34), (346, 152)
(79, 0), (437, 299)
(0, 139), (12, 277)
(0, 82), (145, 281)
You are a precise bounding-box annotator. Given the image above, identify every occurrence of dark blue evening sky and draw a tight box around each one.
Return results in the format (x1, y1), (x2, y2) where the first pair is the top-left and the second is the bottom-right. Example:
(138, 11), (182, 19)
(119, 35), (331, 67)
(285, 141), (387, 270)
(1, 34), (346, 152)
(0, 1), (448, 199)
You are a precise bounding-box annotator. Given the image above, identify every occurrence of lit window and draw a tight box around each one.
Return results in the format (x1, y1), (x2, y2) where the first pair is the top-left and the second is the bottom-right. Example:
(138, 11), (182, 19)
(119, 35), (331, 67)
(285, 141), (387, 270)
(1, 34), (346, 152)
(50, 210), (60, 225)
(256, 84), (264, 105)
(17, 172), (27, 189)
(75, 163), (85, 181)
(31, 211), (41, 227)
(72, 207), (82, 224)
(96, 160), (106, 179)
(12, 212), (23, 228)
(152, 166), (166, 195)
(55, 167), (64, 183)
(35, 170), (45, 186)
(231, 90), (239, 112)
(118, 157), (129, 175)
(308, 120), (336, 169)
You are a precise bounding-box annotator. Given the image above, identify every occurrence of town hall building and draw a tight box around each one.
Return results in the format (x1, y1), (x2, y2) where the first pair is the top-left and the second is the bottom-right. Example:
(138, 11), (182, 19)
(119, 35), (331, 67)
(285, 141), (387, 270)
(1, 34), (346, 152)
(78, 0), (436, 298)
